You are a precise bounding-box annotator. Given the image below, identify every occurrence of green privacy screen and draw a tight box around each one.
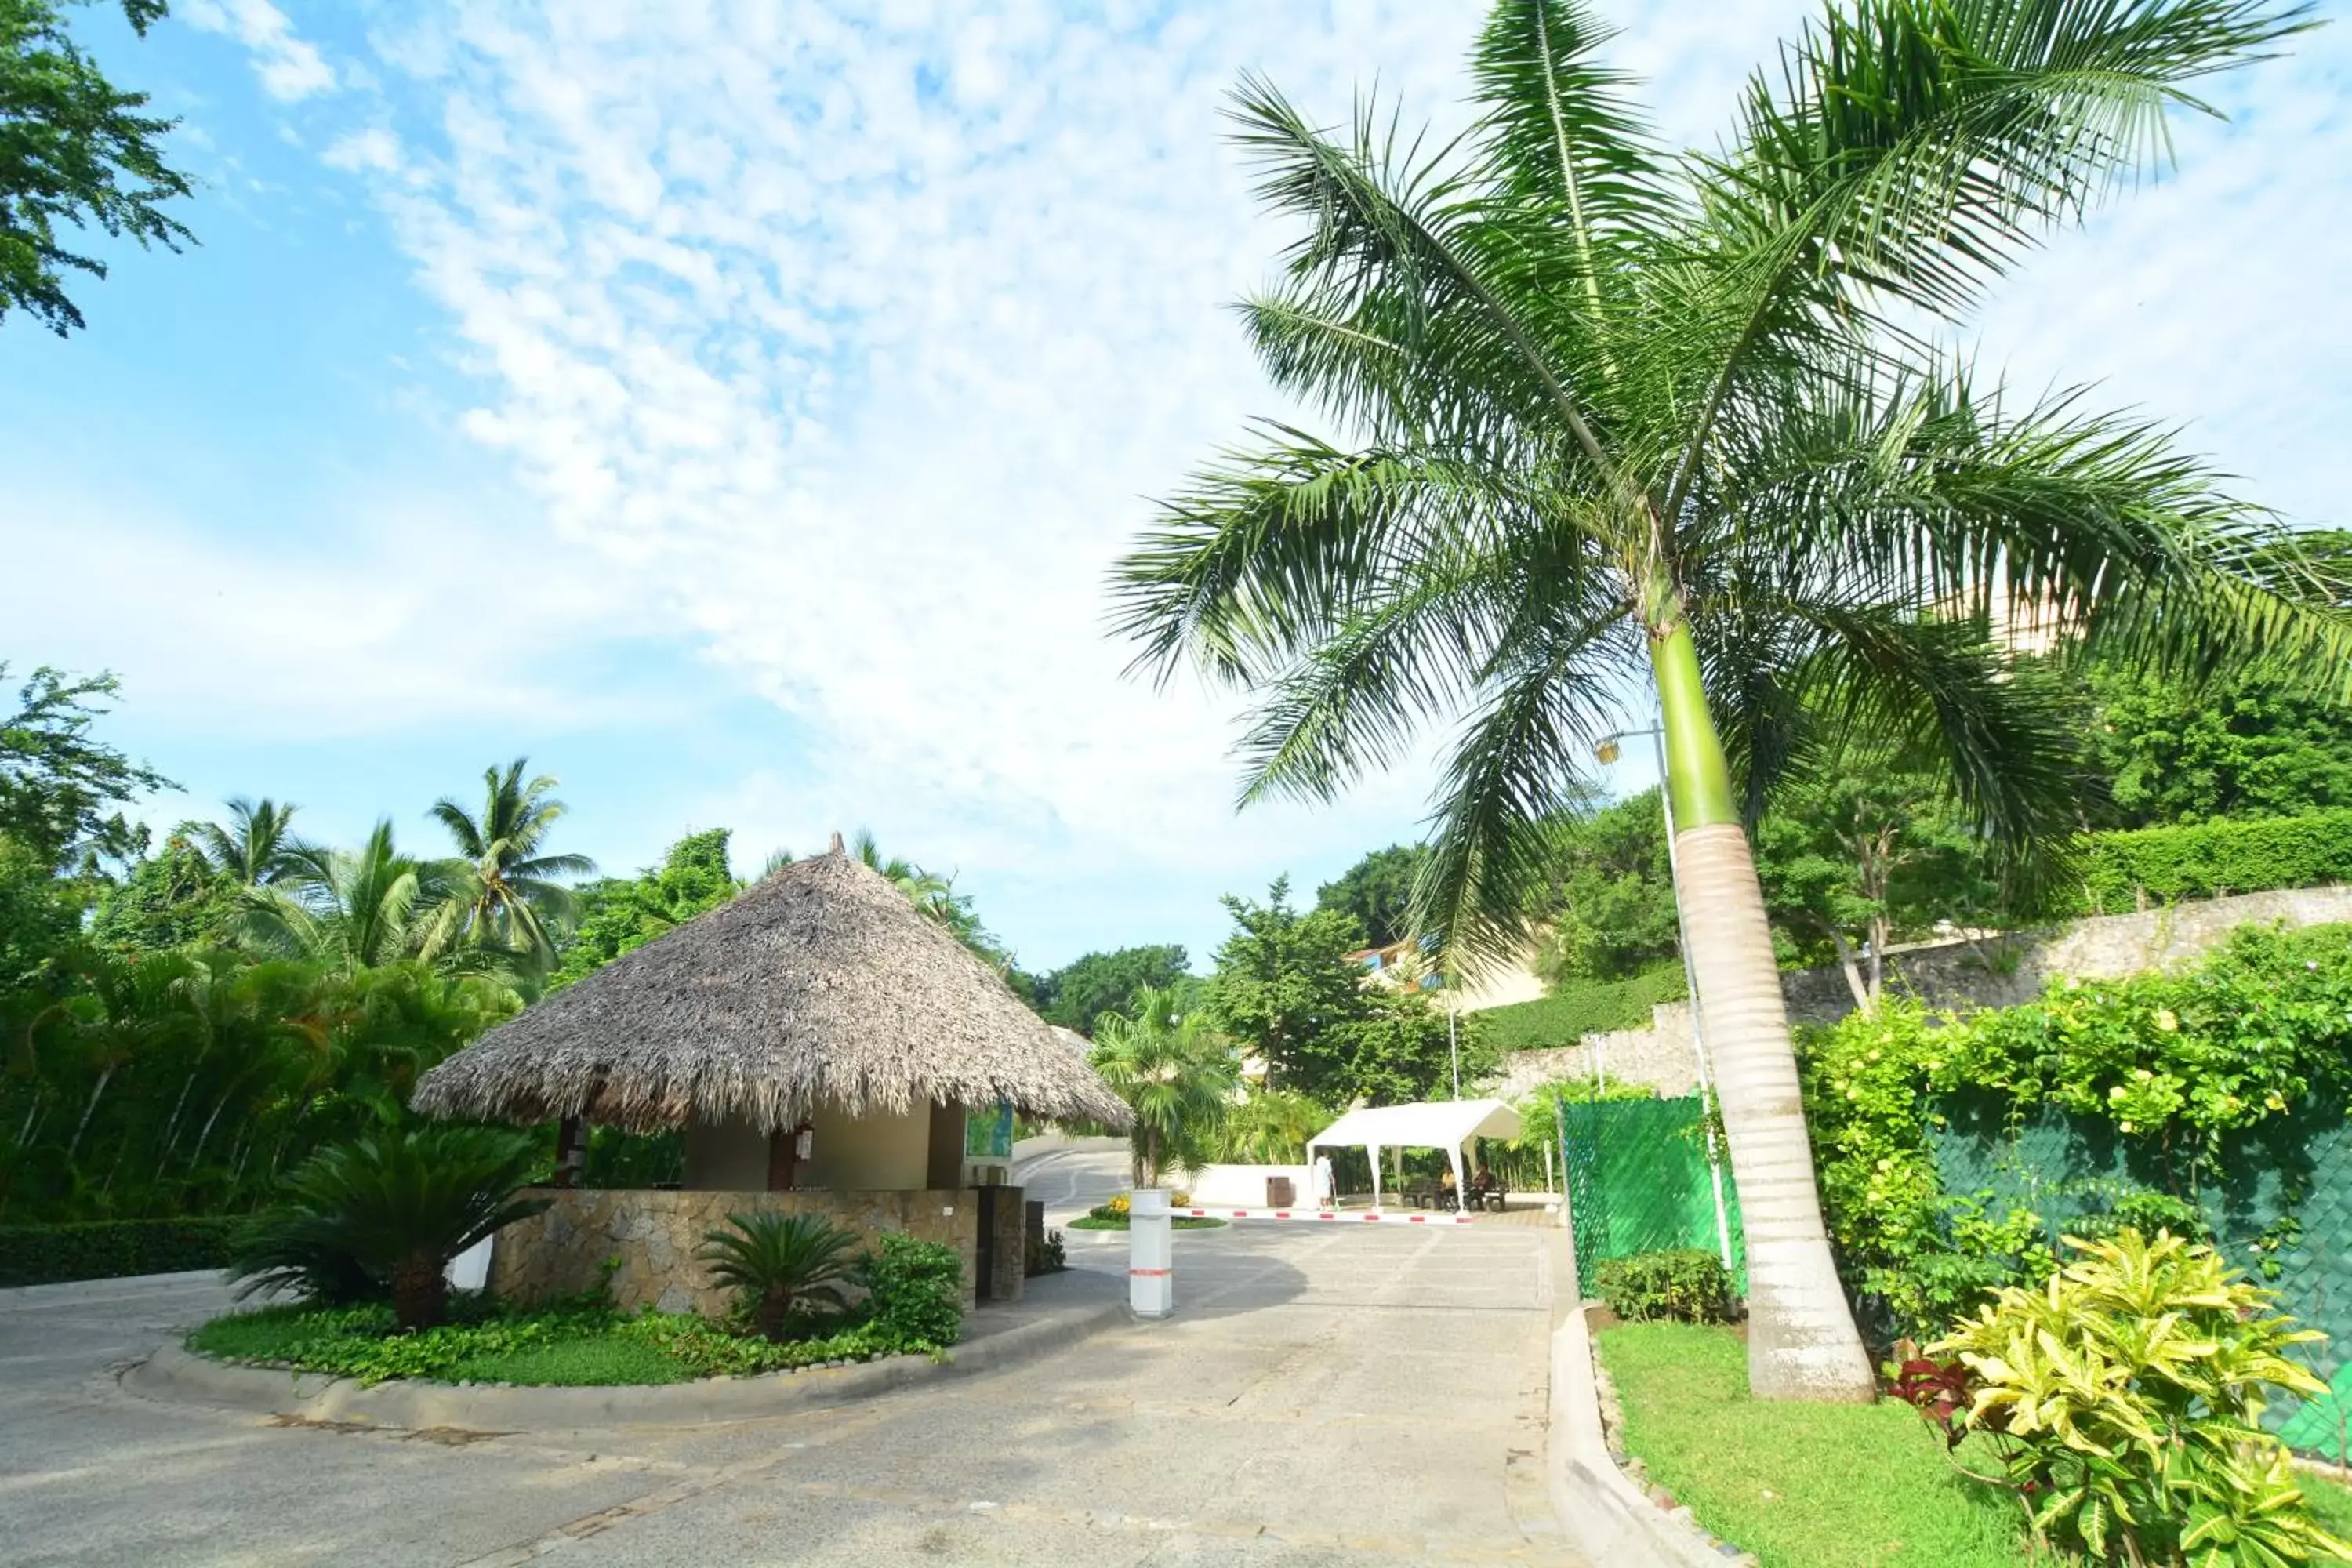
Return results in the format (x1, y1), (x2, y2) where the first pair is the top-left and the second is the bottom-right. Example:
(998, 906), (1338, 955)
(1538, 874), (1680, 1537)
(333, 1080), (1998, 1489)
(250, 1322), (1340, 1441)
(1560, 1094), (1744, 1295)
(1929, 1096), (2352, 1459)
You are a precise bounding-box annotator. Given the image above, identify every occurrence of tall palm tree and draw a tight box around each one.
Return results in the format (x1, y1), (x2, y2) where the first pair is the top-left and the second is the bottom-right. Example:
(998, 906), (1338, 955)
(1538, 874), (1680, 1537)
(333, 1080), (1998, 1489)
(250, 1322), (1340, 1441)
(427, 759), (595, 972)
(187, 797), (302, 886)
(1090, 985), (1242, 1187)
(1111, 0), (2347, 1399)
(229, 821), (459, 974)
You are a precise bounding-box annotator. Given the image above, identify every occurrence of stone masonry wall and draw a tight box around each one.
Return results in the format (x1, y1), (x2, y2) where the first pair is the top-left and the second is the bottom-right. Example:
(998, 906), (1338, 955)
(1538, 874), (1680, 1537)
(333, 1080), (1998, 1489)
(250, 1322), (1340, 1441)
(1486, 884), (2352, 1102)
(489, 1187), (995, 1317)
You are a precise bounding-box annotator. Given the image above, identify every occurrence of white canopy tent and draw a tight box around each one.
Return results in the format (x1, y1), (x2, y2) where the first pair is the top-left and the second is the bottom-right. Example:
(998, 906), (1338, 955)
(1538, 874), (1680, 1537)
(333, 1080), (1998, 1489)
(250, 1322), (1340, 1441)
(1306, 1099), (1522, 1210)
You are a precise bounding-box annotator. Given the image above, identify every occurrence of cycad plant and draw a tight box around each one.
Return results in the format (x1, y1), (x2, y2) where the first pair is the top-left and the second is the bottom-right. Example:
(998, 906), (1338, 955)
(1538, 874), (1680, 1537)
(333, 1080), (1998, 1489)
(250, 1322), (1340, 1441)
(1112, 0), (2346, 1398)
(227, 1123), (548, 1329)
(697, 1211), (862, 1341)
(1091, 985), (1242, 1186)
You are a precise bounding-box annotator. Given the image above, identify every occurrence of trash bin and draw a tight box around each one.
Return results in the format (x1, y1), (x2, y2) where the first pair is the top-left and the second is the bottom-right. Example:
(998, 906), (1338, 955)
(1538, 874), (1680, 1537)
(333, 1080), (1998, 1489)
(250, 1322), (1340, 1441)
(1266, 1175), (1296, 1207)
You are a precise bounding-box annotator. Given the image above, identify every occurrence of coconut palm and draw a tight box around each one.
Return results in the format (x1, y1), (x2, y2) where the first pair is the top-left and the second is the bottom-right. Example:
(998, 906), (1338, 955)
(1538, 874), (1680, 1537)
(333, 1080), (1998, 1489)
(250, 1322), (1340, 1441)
(1111, 0), (2347, 1399)
(228, 820), (460, 974)
(427, 760), (595, 973)
(1091, 985), (1241, 1186)
(187, 797), (303, 887)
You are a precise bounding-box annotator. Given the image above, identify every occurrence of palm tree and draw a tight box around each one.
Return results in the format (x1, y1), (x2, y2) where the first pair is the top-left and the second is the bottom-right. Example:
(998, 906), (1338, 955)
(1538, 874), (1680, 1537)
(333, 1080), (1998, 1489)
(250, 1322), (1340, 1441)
(187, 797), (302, 886)
(1111, 0), (2346, 1399)
(1090, 985), (1242, 1187)
(428, 760), (595, 972)
(229, 820), (459, 974)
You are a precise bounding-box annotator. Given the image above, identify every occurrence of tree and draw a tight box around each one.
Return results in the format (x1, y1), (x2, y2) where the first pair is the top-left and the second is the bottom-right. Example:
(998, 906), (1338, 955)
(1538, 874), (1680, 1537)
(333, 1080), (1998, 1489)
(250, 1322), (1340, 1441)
(187, 797), (303, 887)
(1, 0), (193, 335)
(2076, 655), (2352, 829)
(1203, 877), (1370, 1097)
(88, 829), (230, 953)
(1534, 789), (1681, 982)
(0, 662), (173, 868)
(1315, 844), (1427, 949)
(551, 829), (739, 988)
(1109, 0), (2345, 1398)
(228, 821), (459, 975)
(426, 759), (594, 975)
(1329, 986), (1493, 1107)
(1089, 984), (1240, 1186)
(1031, 943), (1192, 1034)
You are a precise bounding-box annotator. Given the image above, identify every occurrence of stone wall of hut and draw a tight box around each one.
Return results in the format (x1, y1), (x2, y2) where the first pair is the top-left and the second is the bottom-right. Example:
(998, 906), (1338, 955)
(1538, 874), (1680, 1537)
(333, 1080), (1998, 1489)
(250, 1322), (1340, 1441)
(489, 1186), (1004, 1315)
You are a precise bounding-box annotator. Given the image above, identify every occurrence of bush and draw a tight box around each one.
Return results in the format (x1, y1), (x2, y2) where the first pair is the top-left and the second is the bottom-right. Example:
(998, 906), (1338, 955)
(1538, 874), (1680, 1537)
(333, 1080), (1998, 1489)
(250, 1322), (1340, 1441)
(226, 1125), (550, 1329)
(1025, 1228), (1066, 1276)
(697, 1212), (860, 1341)
(1931, 1229), (2347, 1566)
(2050, 808), (2352, 917)
(1595, 1248), (1737, 1323)
(0, 1217), (242, 1287)
(1479, 964), (1688, 1051)
(858, 1231), (963, 1352)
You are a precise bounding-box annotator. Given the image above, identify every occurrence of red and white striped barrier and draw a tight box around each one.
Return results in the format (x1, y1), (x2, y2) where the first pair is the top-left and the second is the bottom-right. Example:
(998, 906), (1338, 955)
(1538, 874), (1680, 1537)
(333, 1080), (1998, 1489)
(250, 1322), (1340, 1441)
(1174, 1207), (1477, 1225)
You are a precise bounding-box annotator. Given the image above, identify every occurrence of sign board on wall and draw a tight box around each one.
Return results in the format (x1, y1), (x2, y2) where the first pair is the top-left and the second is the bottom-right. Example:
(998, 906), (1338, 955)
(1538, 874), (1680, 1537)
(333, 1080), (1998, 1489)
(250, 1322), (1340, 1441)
(964, 1101), (1014, 1160)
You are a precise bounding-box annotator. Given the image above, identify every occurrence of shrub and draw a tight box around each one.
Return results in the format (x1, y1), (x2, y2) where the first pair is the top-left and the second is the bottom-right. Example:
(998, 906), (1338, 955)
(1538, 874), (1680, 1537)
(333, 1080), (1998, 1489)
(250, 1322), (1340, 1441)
(1478, 964), (1688, 1051)
(697, 1212), (861, 1342)
(1025, 1227), (1066, 1276)
(2050, 809), (2352, 918)
(1933, 1229), (2347, 1566)
(226, 1125), (549, 1330)
(858, 1231), (963, 1352)
(0, 1217), (243, 1287)
(1595, 1248), (1737, 1324)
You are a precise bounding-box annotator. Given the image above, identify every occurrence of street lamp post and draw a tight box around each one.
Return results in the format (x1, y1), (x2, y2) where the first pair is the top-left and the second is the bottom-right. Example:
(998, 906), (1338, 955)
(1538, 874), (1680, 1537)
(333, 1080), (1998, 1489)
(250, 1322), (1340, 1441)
(1597, 713), (1736, 1272)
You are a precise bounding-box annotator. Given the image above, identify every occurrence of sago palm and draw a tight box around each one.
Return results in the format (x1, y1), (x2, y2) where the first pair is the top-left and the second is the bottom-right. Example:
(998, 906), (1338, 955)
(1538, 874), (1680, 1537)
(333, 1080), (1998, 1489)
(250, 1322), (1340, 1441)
(1112, 0), (2347, 1399)
(697, 1211), (862, 1341)
(427, 759), (595, 973)
(1091, 985), (1241, 1186)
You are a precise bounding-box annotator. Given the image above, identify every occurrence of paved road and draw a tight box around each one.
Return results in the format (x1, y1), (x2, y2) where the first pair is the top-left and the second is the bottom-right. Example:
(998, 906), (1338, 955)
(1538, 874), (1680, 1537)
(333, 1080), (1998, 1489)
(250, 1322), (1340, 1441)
(2, 1222), (1579, 1566)
(1011, 1137), (1132, 1219)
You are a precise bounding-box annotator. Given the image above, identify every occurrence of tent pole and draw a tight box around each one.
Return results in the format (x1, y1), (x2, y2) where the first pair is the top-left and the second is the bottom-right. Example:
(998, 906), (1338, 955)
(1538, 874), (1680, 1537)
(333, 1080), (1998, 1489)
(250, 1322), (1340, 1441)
(1370, 1144), (1383, 1212)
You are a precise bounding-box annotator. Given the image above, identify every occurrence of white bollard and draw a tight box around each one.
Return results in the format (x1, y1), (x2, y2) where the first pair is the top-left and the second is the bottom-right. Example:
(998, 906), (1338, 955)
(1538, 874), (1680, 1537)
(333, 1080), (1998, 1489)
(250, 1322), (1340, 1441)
(1129, 1187), (1174, 1319)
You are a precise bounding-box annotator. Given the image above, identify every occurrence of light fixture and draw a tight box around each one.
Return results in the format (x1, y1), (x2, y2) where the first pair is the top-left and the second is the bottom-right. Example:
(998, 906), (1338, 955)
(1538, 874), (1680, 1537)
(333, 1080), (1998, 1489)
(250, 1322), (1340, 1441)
(1595, 738), (1622, 764)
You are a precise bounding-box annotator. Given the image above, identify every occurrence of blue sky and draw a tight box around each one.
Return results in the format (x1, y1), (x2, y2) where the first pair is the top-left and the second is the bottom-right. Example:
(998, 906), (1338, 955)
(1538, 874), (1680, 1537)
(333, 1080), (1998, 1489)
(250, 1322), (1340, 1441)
(4, 0), (2347, 972)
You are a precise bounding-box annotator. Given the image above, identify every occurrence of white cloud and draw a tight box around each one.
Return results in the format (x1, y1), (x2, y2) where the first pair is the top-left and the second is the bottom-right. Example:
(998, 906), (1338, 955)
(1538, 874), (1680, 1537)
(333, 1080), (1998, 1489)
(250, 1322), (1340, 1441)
(182, 0), (336, 102)
(322, 127), (401, 175)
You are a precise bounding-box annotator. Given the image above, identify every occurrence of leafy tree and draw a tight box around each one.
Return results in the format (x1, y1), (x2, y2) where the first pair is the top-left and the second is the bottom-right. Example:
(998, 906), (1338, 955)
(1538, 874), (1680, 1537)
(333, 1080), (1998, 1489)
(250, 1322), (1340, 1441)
(227, 821), (460, 974)
(0, 662), (172, 868)
(1315, 844), (1427, 949)
(426, 758), (594, 975)
(551, 829), (740, 988)
(1, 0), (191, 335)
(1328, 986), (1493, 1106)
(1534, 789), (1680, 982)
(187, 797), (303, 886)
(1109, 0), (2343, 1398)
(1204, 877), (1370, 1094)
(1210, 1087), (1327, 1164)
(1090, 983), (1240, 1186)
(1031, 942), (1192, 1034)
(2078, 655), (2352, 829)
(88, 829), (231, 953)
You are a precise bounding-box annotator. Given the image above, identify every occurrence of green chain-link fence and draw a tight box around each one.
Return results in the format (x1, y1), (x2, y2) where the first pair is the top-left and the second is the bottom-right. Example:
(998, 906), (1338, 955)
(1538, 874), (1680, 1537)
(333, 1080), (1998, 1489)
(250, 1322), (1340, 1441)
(1559, 1094), (1744, 1295)
(1930, 1096), (2352, 1459)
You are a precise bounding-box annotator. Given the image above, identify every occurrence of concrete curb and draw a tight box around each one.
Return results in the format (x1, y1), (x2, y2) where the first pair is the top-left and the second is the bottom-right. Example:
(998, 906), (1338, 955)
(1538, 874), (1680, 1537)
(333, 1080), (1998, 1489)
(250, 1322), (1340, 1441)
(1548, 1307), (1749, 1567)
(124, 1294), (1132, 1432)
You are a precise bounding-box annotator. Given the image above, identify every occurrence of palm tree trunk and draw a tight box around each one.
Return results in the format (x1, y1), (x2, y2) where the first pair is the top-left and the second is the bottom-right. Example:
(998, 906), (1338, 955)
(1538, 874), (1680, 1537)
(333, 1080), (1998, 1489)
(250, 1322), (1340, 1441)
(1653, 621), (1875, 1403)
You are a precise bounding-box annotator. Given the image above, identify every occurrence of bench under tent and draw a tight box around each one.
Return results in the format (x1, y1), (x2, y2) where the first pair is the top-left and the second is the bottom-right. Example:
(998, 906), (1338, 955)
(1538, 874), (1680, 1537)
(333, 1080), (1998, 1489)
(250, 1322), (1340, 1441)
(1306, 1098), (1522, 1210)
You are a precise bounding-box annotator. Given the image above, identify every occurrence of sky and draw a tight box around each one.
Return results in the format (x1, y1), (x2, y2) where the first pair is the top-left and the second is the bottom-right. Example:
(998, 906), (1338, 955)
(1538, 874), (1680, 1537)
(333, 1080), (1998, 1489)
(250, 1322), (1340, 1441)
(4, 0), (2347, 973)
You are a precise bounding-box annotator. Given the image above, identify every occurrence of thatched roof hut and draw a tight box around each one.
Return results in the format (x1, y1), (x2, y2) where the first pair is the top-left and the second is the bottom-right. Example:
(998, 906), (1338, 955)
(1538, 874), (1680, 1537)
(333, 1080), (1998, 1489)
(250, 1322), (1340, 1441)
(412, 838), (1131, 1134)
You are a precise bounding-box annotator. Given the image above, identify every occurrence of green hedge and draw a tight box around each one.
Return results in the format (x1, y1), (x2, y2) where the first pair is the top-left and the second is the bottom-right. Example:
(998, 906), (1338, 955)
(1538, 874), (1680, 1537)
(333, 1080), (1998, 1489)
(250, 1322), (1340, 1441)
(0, 1218), (243, 1287)
(1477, 964), (1689, 1051)
(2053, 809), (2352, 917)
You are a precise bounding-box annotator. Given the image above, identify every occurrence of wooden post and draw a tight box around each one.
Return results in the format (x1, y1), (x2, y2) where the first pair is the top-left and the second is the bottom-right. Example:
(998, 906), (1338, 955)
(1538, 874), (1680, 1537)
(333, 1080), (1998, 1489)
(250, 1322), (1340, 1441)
(768, 1123), (808, 1192)
(554, 1116), (585, 1189)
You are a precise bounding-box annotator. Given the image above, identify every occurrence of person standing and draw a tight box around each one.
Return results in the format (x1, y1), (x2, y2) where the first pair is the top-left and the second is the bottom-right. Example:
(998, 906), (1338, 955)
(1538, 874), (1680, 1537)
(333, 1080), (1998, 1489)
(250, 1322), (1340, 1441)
(1312, 1151), (1336, 1211)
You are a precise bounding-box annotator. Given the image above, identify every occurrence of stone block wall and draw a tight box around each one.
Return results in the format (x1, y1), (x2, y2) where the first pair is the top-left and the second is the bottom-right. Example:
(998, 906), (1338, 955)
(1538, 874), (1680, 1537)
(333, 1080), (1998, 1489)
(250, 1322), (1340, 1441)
(489, 1187), (987, 1317)
(984, 1189), (1026, 1304)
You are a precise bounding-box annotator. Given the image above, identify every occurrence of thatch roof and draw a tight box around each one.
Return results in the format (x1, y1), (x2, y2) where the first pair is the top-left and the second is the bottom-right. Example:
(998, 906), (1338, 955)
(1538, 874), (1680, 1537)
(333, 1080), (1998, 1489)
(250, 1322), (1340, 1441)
(411, 839), (1131, 1134)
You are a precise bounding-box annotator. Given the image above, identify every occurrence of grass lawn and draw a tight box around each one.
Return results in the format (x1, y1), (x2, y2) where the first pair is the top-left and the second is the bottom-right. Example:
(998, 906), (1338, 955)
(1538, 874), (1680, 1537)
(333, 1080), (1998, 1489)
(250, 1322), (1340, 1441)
(1599, 1322), (2352, 1568)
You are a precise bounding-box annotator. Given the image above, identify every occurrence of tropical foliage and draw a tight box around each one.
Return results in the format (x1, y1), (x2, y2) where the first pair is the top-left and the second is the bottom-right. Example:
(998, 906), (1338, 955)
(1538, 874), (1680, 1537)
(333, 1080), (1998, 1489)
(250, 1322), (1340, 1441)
(1929, 1229), (2346, 1567)
(1089, 983), (1240, 1185)
(226, 1123), (549, 1330)
(426, 760), (596, 974)
(697, 1211), (862, 1341)
(1802, 923), (2352, 1341)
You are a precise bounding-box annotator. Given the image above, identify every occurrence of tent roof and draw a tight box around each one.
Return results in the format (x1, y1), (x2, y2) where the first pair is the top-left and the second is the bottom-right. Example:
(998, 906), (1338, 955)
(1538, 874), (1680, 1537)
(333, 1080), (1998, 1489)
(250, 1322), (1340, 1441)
(1308, 1098), (1520, 1152)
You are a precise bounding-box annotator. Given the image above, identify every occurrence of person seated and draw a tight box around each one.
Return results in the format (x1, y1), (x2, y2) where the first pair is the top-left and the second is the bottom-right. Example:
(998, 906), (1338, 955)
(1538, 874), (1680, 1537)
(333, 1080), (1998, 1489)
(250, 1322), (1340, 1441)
(1437, 1166), (1458, 1211)
(1468, 1161), (1499, 1211)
